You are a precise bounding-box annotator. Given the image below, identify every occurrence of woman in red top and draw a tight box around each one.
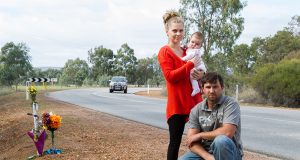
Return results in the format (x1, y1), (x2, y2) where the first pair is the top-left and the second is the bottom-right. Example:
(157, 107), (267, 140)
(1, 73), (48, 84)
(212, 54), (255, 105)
(158, 10), (204, 160)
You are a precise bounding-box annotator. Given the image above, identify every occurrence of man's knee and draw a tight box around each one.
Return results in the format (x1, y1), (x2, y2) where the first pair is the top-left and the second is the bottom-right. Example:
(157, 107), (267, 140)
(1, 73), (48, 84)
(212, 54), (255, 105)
(211, 135), (241, 160)
(211, 135), (234, 149)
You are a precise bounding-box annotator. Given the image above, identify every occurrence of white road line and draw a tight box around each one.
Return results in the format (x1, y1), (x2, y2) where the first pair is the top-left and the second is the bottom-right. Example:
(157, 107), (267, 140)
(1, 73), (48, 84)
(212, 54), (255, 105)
(242, 114), (300, 124)
(91, 92), (164, 104)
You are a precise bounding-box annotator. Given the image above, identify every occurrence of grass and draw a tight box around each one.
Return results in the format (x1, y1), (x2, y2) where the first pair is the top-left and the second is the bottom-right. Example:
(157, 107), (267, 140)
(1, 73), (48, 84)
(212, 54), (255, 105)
(0, 86), (14, 96)
(0, 85), (86, 97)
(17, 85), (80, 91)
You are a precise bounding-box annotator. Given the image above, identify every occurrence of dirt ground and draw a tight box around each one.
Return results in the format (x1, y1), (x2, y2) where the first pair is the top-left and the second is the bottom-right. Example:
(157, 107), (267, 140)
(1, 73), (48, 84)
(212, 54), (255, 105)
(0, 90), (281, 160)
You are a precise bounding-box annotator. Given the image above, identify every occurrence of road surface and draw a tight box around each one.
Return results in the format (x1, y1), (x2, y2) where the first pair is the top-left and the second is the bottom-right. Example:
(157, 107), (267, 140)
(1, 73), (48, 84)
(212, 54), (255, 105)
(47, 88), (300, 160)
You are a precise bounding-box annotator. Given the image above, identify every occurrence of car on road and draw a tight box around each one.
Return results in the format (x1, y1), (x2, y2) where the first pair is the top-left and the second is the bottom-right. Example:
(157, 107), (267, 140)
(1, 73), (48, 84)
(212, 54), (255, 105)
(109, 76), (128, 93)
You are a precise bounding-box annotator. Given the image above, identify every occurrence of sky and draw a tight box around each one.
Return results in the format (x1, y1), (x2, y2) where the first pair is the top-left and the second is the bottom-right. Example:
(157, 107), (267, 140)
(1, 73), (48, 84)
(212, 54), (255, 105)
(0, 0), (299, 68)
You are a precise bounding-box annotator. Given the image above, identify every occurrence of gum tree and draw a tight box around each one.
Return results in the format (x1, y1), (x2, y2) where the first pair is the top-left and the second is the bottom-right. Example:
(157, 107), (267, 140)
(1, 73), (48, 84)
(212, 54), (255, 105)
(179, 0), (246, 71)
(0, 42), (32, 91)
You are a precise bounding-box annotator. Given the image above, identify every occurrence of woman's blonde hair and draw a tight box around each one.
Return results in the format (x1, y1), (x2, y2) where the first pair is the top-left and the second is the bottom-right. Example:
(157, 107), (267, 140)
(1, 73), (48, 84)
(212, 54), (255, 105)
(162, 10), (184, 30)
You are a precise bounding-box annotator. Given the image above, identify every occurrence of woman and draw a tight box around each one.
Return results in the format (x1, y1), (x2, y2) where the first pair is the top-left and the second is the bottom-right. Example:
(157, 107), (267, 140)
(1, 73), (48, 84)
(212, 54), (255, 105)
(157, 10), (204, 160)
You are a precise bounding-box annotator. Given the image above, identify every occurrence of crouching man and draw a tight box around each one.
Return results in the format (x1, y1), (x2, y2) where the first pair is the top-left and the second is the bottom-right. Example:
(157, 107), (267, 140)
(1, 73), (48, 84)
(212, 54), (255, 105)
(179, 72), (243, 160)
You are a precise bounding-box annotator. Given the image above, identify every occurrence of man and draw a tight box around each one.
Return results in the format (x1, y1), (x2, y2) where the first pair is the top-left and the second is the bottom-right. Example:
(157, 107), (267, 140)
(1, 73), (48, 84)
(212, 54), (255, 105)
(179, 72), (243, 160)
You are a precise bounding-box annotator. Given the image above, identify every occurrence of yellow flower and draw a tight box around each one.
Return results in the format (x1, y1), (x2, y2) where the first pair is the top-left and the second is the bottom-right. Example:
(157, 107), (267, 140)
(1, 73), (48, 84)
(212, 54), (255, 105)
(28, 86), (37, 102)
(28, 86), (37, 94)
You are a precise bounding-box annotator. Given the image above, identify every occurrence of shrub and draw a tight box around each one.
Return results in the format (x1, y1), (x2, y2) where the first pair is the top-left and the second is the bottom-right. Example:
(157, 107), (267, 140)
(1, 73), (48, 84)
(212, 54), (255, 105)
(98, 75), (111, 87)
(82, 77), (97, 86)
(251, 59), (300, 107)
(238, 85), (268, 104)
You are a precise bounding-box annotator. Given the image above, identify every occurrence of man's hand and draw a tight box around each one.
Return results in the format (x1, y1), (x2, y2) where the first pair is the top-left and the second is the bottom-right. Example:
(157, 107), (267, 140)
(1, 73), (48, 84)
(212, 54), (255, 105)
(187, 133), (202, 148)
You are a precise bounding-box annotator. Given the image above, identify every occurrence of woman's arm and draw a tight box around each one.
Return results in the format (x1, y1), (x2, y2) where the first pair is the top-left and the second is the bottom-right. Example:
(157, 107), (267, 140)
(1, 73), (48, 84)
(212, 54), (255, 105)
(158, 48), (194, 83)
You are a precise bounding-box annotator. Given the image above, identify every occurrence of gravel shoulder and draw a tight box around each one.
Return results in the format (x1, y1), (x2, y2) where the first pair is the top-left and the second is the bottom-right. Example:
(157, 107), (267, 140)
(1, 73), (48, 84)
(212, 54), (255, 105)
(0, 90), (281, 159)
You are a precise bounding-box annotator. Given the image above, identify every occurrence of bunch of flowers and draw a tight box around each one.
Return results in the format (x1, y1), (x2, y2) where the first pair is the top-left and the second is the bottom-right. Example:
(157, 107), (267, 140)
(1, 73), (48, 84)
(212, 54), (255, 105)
(42, 112), (62, 131)
(28, 86), (37, 103)
(41, 112), (62, 154)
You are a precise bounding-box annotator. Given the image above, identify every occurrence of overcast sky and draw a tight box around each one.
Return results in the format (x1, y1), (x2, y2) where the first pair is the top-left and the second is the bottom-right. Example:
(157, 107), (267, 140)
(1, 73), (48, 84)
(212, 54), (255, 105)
(0, 0), (299, 67)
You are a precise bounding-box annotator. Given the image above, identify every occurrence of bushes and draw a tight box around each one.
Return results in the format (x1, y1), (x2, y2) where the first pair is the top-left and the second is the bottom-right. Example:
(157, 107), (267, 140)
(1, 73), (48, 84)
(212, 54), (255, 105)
(251, 59), (300, 107)
(98, 75), (111, 87)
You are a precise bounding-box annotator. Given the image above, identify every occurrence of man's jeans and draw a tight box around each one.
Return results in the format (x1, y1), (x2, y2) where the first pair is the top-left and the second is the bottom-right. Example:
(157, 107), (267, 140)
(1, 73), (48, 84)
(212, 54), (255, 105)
(179, 135), (242, 160)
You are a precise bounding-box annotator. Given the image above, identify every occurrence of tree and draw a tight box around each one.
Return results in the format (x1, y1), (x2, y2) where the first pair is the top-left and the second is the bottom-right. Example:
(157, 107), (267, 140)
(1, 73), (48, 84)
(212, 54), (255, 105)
(135, 54), (164, 87)
(285, 15), (300, 36)
(114, 43), (137, 84)
(251, 16), (300, 67)
(179, 0), (246, 70)
(136, 57), (153, 86)
(88, 46), (114, 79)
(32, 68), (46, 78)
(229, 44), (257, 75)
(43, 68), (62, 80)
(208, 52), (228, 73)
(149, 54), (164, 87)
(0, 42), (32, 91)
(256, 30), (300, 65)
(60, 58), (89, 87)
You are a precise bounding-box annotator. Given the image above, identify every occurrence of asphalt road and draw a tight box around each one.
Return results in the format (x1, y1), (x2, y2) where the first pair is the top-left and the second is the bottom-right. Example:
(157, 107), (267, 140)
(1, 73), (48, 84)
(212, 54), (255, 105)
(47, 88), (300, 160)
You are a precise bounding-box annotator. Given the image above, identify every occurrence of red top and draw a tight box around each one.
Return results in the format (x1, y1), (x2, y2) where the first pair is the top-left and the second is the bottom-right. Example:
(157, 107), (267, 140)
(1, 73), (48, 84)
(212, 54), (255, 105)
(158, 45), (203, 120)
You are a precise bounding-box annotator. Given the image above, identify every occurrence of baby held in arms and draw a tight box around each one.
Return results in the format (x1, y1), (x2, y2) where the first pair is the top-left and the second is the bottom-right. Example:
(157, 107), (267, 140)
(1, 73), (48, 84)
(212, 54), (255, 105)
(182, 32), (207, 96)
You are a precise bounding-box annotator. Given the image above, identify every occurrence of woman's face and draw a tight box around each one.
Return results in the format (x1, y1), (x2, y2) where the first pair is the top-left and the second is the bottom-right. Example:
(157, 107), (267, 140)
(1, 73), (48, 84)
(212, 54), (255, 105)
(166, 22), (184, 45)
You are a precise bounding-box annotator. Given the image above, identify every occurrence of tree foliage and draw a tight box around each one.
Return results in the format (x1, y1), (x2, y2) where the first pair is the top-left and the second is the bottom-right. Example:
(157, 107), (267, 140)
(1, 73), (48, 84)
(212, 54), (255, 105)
(136, 58), (151, 86)
(134, 54), (164, 87)
(43, 68), (62, 79)
(31, 68), (62, 79)
(285, 15), (300, 36)
(88, 46), (114, 79)
(114, 43), (137, 84)
(179, 0), (246, 70)
(88, 44), (138, 84)
(229, 44), (257, 75)
(0, 42), (32, 90)
(60, 58), (89, 86)
(256, 30), (300, 65)
(150, 54), (164, 87)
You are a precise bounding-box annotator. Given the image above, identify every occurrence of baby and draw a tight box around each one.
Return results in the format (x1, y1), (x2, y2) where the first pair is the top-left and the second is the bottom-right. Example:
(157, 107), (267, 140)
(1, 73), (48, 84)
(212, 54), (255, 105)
(182, 32), (207, 96)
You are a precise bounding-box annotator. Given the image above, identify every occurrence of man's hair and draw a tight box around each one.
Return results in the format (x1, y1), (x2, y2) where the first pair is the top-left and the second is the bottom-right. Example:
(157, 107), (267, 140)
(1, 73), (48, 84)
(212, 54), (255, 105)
(201, 72), (224, 88)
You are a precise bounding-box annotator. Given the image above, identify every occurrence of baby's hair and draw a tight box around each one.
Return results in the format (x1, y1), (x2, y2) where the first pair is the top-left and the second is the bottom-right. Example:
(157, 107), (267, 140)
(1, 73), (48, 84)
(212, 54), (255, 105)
(191, 32), (204, 42)
(162, 9), (184, 30)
